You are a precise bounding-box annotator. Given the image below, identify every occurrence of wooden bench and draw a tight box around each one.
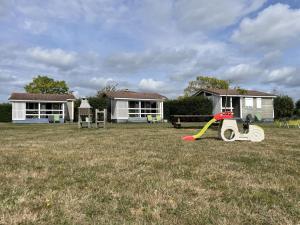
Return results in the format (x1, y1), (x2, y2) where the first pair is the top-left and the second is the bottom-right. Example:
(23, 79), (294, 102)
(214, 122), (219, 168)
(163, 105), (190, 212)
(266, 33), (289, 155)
(170, 115), (214, 128)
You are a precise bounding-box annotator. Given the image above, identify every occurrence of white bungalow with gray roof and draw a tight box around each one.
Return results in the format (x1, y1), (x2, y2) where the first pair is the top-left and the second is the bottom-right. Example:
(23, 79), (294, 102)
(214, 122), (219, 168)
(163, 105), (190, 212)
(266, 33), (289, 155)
(9, 93), (76, 123)
(104, 90), (167, 123)
(194, 88), (277, 121)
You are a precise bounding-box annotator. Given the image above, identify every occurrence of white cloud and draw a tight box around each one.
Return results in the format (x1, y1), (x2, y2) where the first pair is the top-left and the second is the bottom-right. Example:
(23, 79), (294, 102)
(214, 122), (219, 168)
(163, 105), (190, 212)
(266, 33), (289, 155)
(224, 64), (263, 82)
(27, 47), (77, 70)
(103, 48), (197, 73)
(174, 0), (266, 32)
(232, 4), (300, 50)
(22, 20), (48, 34)
(138, 78), (166, 92)
(265, 67), (296, 83)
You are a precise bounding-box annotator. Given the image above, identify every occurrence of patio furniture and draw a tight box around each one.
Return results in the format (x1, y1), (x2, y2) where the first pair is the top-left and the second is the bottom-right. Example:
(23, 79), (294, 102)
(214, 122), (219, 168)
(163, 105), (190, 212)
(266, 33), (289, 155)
(147, 115), (153, 123)
(254, 113), (262, 122)
(54, 114), (60, 123)
(154, 115), (162, 122)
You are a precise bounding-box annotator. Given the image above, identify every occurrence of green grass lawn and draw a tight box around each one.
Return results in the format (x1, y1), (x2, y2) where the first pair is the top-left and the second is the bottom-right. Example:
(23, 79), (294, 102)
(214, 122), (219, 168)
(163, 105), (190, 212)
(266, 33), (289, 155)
(0, 123), (299, 225)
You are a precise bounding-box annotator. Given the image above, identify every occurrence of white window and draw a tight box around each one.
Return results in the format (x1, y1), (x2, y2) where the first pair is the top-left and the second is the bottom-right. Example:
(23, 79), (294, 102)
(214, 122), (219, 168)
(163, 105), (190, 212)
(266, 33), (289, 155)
(256, 98), (262, 109)
(245, 98), (253, 107)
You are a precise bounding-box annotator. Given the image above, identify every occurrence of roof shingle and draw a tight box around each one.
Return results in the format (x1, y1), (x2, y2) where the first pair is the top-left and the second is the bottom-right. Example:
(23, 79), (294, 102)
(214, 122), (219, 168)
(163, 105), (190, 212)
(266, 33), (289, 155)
(9, 93), (76, 101)
(104, 90), (167, 100)
(196, 88), (276, 97)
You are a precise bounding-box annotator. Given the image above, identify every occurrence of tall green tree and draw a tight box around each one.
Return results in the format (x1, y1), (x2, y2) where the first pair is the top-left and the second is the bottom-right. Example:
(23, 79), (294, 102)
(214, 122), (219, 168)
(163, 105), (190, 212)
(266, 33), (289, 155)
(296, 99), (300, 110)
(274, 95), (294, 119)
(24, 75), (69, 94)
(184, 76), (230, 96)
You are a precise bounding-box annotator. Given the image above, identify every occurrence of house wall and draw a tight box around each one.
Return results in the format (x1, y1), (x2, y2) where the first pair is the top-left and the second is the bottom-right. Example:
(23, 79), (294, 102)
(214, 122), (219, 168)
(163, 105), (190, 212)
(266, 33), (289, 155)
(12, 102), (26, 120)
(110, 99), (164, 123)
(11, 101), (69, 123)
(66, 101), (74, 121)
(111, 99), (129, 122)
(241, 97), (274, 120)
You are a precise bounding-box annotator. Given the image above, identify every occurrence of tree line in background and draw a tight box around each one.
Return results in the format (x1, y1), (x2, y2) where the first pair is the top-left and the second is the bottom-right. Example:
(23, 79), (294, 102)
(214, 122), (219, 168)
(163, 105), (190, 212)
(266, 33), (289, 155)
(1, 75), (300, 122)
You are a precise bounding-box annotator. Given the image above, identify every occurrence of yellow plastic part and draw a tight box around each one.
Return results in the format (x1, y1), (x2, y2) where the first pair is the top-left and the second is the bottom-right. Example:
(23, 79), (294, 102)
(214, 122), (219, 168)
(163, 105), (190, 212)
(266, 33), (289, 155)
(192, 118), (217, 139)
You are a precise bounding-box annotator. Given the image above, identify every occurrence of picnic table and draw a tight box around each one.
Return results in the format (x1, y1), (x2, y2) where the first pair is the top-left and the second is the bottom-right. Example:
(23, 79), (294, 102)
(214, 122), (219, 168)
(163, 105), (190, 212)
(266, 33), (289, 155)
(170, 115), (214, 128)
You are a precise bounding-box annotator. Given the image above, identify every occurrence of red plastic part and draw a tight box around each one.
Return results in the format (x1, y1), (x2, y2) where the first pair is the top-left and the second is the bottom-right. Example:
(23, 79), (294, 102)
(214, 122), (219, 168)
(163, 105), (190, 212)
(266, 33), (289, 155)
(182, 135), (196, 141)
(213, 111), (234, 121)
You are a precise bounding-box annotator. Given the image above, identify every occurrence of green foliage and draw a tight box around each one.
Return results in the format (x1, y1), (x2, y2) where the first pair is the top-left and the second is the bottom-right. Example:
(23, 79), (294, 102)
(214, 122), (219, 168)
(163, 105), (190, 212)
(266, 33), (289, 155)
(274, 96), (294, 119)
(164, 96), (212, 120)
(296, 100), (300, 109)
(24, 75), (69, 94)
(184, 76), (229, 96)
(235, 87), (248, 95)
(0, 103), (12, 122)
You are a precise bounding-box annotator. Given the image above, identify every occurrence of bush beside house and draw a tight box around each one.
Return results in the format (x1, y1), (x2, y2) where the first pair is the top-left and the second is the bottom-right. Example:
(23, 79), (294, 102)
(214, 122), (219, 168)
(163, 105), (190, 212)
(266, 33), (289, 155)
(0, 104), (12, 122)
(274, 96), (295, 119)
(164, 96), (212, 120)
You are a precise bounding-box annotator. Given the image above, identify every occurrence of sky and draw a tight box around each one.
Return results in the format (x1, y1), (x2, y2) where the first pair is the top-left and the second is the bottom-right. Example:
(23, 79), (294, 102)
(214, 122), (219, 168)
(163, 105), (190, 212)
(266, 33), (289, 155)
(0, 0), (300, 102)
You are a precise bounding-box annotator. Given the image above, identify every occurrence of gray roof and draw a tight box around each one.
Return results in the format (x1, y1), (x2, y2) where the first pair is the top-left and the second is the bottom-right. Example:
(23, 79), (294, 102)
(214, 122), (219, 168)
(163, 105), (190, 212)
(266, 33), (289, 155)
(195, 88), (276, 97)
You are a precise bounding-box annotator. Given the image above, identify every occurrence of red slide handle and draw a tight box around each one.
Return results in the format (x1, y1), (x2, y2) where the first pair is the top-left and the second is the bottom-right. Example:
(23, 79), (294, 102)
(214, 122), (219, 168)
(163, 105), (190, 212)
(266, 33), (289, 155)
(213, 112), (234, 121)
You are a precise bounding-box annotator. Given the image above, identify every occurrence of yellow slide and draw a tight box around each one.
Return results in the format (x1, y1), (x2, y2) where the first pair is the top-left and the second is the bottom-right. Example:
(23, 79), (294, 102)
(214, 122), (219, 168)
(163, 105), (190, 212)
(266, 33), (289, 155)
(182, 118), (217, 141)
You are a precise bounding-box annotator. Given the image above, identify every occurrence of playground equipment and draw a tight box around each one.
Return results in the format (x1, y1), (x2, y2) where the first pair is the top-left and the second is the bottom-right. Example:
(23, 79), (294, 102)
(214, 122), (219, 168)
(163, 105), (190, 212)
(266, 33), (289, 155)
(182, 112), (265, 142)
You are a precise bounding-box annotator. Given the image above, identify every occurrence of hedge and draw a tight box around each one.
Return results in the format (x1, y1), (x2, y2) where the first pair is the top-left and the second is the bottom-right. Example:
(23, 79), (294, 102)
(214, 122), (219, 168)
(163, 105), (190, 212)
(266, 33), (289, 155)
(164, 96), (213, 120)
(0, 103), (12, 122)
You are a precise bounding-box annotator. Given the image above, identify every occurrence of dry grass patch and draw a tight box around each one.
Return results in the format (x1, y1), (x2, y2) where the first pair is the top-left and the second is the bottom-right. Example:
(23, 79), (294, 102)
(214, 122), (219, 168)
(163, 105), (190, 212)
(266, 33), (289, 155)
(0, 123), (299, 224)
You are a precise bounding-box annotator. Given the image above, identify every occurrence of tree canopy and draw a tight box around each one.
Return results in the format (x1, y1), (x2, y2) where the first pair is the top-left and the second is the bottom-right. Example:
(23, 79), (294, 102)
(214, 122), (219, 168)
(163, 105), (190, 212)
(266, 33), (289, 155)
(24, 75), (69, 94)
(274, 95), (294, 119)
(184, 76), (230, 96)
(296, 99), (300, 109)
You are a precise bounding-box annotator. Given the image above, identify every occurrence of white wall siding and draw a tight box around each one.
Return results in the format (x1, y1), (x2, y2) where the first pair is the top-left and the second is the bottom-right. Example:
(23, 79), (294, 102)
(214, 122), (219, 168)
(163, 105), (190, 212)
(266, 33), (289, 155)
(112, 100), (128, 119)
(12, 102), (26, 120)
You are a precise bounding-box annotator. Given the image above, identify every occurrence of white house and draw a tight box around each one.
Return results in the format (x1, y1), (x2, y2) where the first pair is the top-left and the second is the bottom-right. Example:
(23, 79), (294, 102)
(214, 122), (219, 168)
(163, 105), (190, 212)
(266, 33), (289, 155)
(194, 88), (277, 121)
(9, 93), (76, 123)
(104, 90), (167, 122)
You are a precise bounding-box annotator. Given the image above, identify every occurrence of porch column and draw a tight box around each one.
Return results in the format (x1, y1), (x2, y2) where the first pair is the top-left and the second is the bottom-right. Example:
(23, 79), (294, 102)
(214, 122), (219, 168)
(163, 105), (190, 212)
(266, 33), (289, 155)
(161, 102), (163, 119)
(71, 101), (74, 122)
(139, 101), (141, 118)
(62, 103), (65, 119)
(230, 97), (233, 112)
(38, 102), (41, 119)
(240, 98), (243, 119)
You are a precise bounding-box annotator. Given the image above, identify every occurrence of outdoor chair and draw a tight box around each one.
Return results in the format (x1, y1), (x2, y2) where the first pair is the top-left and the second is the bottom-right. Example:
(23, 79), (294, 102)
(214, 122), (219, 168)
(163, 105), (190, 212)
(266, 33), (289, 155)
(54, 115), (60, 123)
(254, 113), (262, 122)
(154, 115), (162, 123)
(287, 120), (300, 128)
(147, 115), (153, 123)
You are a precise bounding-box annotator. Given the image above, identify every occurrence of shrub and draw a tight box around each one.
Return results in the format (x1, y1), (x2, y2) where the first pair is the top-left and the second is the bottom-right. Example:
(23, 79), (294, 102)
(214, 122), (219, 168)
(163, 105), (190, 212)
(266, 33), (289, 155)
(274, 96), (294, 119)
(0, 103), (12, 122)
(164, 96), (212, 120)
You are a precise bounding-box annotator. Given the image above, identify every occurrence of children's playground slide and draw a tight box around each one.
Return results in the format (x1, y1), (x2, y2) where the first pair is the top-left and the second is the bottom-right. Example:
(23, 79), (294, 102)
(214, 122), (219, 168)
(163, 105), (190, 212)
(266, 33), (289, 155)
(182, 112), (233, 141)
(182, 112), (265, 142)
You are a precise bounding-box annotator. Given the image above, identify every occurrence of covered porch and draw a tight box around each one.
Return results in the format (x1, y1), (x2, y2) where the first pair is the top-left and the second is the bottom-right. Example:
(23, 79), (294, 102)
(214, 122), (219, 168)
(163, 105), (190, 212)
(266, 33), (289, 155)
(221, 96), (241, 118)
